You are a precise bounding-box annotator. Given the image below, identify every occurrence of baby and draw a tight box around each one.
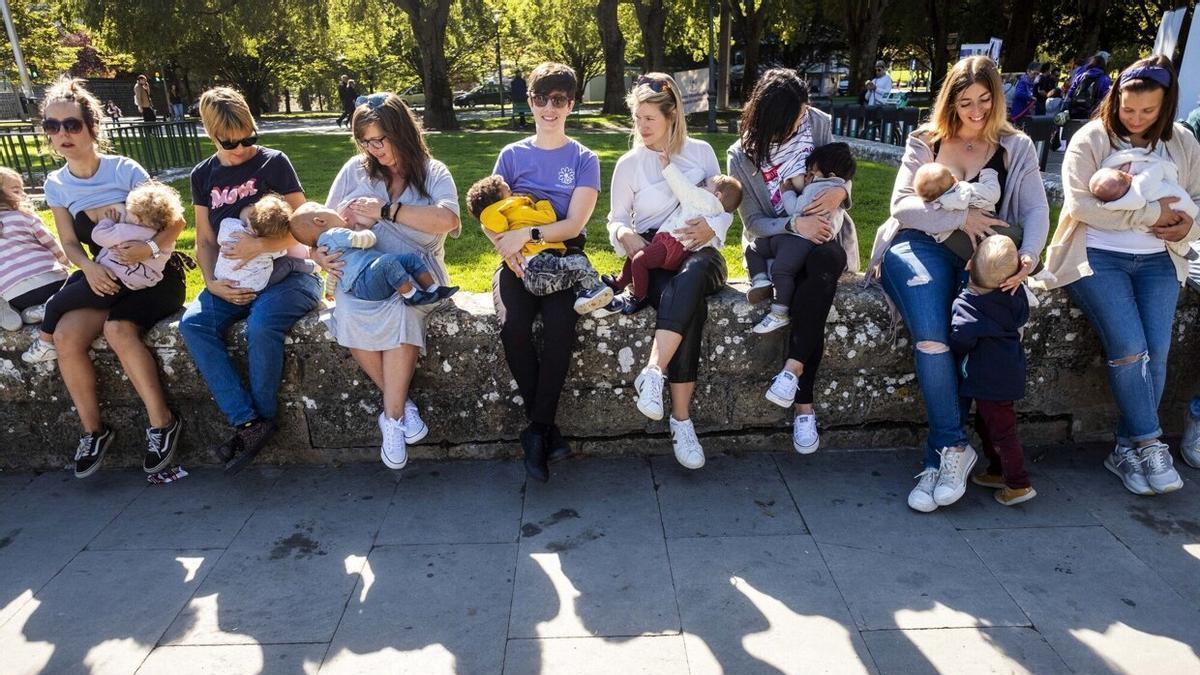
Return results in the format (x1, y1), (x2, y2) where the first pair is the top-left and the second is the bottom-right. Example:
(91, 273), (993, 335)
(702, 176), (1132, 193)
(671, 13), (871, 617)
(746, 142), (853, 334)
(1089, 148), (1198, 221)
(288, 202), (456, 305)
(604, 156), (743, 315)
(213, 193), (294, 292)
(914, 162), (1029, 264)
(466, 175), (613, 314)
(24, 182), (182, 364)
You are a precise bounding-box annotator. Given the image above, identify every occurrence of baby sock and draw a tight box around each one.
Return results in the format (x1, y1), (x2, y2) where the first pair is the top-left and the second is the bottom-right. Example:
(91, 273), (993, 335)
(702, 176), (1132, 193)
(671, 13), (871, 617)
(769, 303), (789, 317)
(401, 286), (417, 299)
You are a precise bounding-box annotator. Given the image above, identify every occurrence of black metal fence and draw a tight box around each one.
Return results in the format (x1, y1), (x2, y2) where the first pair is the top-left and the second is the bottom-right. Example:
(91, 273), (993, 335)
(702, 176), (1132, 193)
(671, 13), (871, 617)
(0, 120), (205, 187)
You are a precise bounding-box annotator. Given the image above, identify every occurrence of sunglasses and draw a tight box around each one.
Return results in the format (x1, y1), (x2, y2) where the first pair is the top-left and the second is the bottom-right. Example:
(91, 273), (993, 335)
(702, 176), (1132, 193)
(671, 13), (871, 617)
(217, 135), (257, 150)
(529, 93), (572, 109)
(636, 76), (671, 93)
(42, 117), (85, 135)
(356, 136), (387, 150)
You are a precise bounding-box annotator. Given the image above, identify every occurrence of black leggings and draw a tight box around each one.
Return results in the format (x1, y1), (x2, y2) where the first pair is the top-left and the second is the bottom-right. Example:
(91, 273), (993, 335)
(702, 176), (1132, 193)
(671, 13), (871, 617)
(644, 243), (727, 383)
(784, 240), (847, 404)
(9, 279), (64, 310)
(493, 263), (580, 426)
(746, 234), (817, 308)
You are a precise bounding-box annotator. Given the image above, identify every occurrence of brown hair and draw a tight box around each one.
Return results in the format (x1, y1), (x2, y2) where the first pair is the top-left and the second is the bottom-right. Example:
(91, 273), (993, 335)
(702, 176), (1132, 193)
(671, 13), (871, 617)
(922, 56), (1016, 146)
(739, 69), (809, 170)
(41, 76), (108, 152)
(199, 87), (257, 142)
(626, 72), (687, 158)
(914, 163), (957, 201)
(1097, 54), (1179, 149)
(711, 175), (744, 213)
(125, 181), (184, 232)
(350, 93), (431, 200)
(466, 175), (510, 219)
(247, 193), (293, 238)
(528, 62), (577, 97)
(0, 167), (33, 215)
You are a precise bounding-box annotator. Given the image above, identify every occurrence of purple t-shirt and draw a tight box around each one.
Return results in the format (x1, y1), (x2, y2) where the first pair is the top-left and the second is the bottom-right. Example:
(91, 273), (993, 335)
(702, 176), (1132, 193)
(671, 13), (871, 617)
(492, 137), (601, 250)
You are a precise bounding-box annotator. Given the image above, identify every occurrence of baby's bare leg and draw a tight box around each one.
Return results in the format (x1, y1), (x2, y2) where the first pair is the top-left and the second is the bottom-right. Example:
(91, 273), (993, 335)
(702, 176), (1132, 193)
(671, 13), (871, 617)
(414, 271), (437, 289)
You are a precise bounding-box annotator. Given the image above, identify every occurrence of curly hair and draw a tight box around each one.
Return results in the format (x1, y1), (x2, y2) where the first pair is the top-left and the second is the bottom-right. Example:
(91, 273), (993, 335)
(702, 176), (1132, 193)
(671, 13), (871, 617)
(247, 193), (293, 238)
(125, 181), (184, 232)
(465, 175), (510, 220)
(41, 76), (109, 153)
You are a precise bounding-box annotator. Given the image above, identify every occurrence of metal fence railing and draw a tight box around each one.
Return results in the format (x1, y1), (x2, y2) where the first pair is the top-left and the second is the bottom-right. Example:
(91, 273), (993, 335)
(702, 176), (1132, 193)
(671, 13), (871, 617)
(0, 120), (205, 187)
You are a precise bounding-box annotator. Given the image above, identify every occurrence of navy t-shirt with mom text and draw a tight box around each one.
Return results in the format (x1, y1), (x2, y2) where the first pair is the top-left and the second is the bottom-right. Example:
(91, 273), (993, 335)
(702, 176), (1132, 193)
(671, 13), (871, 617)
(190, 147), (304, 228)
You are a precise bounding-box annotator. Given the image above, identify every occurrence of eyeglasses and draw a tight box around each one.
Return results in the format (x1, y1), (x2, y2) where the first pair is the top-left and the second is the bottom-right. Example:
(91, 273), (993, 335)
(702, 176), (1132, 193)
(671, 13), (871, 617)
(218, 135), (257, 150)
(356, 136), (387, 150)
(529, 93), (571, 108)
(636, 76), (671, 93)
(42, 117), (85, 135)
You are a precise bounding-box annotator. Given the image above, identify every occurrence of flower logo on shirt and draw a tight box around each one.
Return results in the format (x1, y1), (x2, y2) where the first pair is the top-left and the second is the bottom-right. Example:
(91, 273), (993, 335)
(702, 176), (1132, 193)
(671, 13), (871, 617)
(557, 167), (576, 185)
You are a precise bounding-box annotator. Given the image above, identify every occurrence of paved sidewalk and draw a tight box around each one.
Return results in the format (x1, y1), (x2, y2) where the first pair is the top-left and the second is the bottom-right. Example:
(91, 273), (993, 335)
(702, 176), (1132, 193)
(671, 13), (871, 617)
(1, 446), (1198, 674)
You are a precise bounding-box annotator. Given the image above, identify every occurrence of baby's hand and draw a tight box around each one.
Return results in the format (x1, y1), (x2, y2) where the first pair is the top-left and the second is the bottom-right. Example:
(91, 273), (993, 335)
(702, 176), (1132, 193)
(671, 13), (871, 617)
(657, 150), (669, 169)
(103, 207), (121, 222)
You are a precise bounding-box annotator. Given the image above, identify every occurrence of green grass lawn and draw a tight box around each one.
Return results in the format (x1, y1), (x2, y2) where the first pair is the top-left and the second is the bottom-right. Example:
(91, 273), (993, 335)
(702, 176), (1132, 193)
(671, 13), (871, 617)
(34, 130), (920, 300)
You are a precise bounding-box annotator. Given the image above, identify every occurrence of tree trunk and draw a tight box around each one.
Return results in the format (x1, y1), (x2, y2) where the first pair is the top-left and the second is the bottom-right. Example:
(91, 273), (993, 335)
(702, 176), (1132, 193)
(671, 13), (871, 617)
(842, 0), (892, 101)
(925, 0), (949, 97)
(392, 0), (459, 130)
(1076, 0), (1104, 59)
(1001, 0), (1039, 71)
(717, 0), (731, 108)
(729, 0), (768, 101)
(632, 0), (667, 73)
(597, 0), (626, 114)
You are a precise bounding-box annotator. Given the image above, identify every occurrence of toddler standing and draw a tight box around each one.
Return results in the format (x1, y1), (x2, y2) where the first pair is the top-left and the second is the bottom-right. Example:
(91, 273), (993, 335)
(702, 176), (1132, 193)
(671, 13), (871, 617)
(0, 168), (70, 331)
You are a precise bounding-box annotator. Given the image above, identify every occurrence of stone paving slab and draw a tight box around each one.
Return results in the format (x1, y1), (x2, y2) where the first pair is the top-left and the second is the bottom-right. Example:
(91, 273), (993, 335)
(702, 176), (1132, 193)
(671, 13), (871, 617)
(519, 458), (661, 545)
(502, 635), (690, 674)
(860, 627), (1069, 674)
(136, 644), (325, 675)
(0, 472), (34, 506)
(376, 460), (525, 545)
(937, 466), (1099, 531)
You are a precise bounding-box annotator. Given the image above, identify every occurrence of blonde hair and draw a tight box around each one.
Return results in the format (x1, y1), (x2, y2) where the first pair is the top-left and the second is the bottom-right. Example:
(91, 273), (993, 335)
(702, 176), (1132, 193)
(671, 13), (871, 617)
(41, 76), (109, 153)
(125, 181), (184, 232)
(199, 87), (256, 142)
(626, 72), (687, 158)
(0, 167), (34, 215)
(970, 235), (1019, 288)
(247, 193), (292, 238)
(922, 56), (1016, 146)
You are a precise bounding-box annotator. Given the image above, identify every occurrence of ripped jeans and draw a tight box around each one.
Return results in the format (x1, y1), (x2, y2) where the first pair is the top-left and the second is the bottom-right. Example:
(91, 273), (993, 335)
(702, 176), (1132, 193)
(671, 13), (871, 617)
(1066, 248), (1179, 445)
(881, 230), (970, 468)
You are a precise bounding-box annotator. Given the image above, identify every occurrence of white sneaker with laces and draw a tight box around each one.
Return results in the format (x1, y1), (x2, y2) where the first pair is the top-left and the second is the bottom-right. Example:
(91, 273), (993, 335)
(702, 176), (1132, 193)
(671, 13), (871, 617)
(22, 338), (57, 364)
(765, 369), (798, 408)
(403, 399), (428, 444)
(1139, 442), (1183, 494)
(751, 312), (790, 334)
(0, 300), (20, 331)
(20, 304), (45, 324)
(792, 414), (819, 454)
(933, 444), (978, 506)
(378, 413), (408, 469)
(634, 365), (665, 421)
(908, 468), (939, 513)
(669, 416), (705, 469)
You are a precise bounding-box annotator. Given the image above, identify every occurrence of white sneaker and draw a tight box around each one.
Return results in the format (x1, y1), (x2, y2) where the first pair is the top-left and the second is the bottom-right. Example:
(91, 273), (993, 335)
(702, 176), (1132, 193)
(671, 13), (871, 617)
(1139, 442), (1183, 494)
(669, 416), (705, 469)
(20, 304), (44, 325)
(908, 468), (939, 513)
(1181, 409), (1200, 470)
(634, 365), (665, 421)
(0, 300), (20, 331)
(746, 278), (773, 305)
(792, 414), (819, 454)
(751, 312), (790, 334)
(378, 413), (408, 469)
(403, 399), (428, 444)
(22, 338), (57, 363)
(1104, 444), (1153, 495)
(933, 444), (978, 506)
(765, 369), (798, 408)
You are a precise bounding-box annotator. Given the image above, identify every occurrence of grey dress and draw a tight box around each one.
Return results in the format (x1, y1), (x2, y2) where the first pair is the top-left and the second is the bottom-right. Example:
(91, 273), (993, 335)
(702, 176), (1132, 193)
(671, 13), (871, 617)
(321, 156), (461, 352)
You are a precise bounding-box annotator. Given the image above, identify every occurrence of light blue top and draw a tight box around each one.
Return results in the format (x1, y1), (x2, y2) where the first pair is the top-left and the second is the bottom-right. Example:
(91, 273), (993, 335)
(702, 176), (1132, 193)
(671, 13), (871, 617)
(44, 155), (149, 216)
(318, 227), (411, 293)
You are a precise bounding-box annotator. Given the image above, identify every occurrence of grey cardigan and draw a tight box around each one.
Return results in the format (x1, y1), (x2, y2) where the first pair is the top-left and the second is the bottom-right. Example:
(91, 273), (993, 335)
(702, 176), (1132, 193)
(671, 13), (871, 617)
(727, 108), (860, 273)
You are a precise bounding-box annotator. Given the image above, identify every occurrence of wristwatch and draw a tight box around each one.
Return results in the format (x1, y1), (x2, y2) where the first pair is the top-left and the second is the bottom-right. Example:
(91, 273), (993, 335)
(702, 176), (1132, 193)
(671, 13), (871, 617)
(145, 239), (162, 259)
(529, 227), (543, 243)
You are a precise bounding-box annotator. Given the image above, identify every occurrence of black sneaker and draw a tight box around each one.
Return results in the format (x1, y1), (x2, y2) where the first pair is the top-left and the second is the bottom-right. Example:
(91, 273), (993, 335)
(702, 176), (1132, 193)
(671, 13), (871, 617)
(223, 418), (277, 475)
(143, 414), (182, 473)
(521, 425), (550, 483)
(74, 427), (114, 478)
(546, 425), (572, 463)
(213, 429), (242, 464)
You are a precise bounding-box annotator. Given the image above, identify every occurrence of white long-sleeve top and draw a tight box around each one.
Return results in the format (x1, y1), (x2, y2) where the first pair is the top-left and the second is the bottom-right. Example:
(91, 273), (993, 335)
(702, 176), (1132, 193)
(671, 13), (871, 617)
(1099, 147), (1199, 219)
(934, 168), (1002, 212)
(606, 138), (733, 257)
(213, 218), (286, 292)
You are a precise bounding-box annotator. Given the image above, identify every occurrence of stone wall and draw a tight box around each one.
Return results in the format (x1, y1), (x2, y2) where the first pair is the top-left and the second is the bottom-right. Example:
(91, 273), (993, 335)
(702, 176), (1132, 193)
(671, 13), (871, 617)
(2, 283), (1198, 470)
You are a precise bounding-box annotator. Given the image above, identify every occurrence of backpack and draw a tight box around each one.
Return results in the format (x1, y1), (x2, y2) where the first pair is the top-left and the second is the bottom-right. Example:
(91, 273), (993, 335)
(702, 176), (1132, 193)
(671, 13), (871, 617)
(1067, 75), (1099, 118)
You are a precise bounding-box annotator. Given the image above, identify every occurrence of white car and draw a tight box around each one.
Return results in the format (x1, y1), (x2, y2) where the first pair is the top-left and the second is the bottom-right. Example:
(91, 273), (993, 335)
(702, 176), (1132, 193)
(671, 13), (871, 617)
(398, 84), (425, 107)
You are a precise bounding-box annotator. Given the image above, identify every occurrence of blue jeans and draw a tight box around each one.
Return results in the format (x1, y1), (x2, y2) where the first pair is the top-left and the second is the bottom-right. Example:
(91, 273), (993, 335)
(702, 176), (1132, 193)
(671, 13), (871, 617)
(179, 272), (322, 426)
(350, 253), (428, 301)
(881, 230), (970, 468)
(1066, 248), (1179, 444)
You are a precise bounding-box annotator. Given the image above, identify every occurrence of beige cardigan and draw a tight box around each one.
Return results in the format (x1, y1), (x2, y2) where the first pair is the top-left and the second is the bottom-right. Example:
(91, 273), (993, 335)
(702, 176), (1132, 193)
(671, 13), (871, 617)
(1040, 120), (1200, 288)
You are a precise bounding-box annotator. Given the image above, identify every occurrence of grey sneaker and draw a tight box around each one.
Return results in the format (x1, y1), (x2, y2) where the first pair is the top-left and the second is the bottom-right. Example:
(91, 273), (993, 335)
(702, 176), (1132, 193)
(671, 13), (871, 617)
(1139, 442), (1183, 494)
(933, 444), (978, 506)
(1104, 444), (1153, 496)
(908, 468), (939, 513)
(0, 299), (21, 331)
(1182, 408), (1200, 470)
(20, 304), (45, 324)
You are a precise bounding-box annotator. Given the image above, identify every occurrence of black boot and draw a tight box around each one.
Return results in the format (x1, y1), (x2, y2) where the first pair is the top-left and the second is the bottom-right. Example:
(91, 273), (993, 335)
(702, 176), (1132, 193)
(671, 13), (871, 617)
(546, 425), (572, 463)
(521, 425), (550, 482)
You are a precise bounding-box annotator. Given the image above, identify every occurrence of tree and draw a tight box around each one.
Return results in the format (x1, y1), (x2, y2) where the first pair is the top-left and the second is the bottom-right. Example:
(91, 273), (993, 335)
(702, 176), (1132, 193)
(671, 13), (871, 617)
(387, 0), (458, 129)
(597, 0), (626, 113)
(727, 0), (773, 100)
(631, 0), (667, 73)
(837, 0), (893, 100)
(0, 0), (75, 87)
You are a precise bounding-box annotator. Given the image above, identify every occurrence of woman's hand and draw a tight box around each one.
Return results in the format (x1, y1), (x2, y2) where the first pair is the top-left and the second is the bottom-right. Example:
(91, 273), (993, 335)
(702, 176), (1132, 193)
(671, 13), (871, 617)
(656, 150), (670, 169)
(999, 254), (1037, 294)
(616, 226), (647, 256)
(220, 229), (268, 267)
(494, 228), (531, 260)
(803, 186), (848, 216)
(675, 217), (716, 250)
(1152, 209), (1193, 243)
(310, 245), (345, 279)
(82, 261), (120, 296)
(207, 278), (256, 306)
(791, 213), (833, 243)
(1151, 197), (1182, 229)
(108, 240), (152, 266)
(348, 198), (384, 227)
(961, 209), (1009, 248)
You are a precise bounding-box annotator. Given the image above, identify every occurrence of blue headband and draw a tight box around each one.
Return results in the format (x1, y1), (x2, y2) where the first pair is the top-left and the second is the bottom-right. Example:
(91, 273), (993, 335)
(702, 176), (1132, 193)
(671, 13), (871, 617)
(354, 92), (390, 110)
(1119, 66), (1172, 89)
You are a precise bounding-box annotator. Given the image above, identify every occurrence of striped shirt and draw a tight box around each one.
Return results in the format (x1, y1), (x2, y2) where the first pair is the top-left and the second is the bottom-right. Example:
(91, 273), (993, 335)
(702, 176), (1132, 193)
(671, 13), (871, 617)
(0, 210), (70, 300)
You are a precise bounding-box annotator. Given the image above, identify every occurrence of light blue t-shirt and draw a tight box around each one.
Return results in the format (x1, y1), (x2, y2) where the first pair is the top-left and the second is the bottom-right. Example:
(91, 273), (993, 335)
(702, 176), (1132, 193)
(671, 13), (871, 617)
(318, 227), (425, 293)
(43, 155), (150, 216)
(492, 137), (600, 250)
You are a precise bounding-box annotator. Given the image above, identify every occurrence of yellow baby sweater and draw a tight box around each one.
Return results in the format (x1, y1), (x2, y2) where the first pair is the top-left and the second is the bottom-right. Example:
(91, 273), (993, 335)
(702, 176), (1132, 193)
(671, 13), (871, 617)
(480, 196), (564, 263)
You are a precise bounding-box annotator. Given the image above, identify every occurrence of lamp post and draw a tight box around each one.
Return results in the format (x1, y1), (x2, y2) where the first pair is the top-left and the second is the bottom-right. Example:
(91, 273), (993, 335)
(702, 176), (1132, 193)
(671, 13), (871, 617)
(0, 0), (33, 118)
(494, 10), (504, 119)
(706, 0), (717, 132)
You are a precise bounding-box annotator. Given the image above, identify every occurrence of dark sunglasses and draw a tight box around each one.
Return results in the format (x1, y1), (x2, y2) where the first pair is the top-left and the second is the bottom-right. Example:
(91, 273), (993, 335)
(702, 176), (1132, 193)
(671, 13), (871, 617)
(529, 93), (571, 109)
(42, 117), (85, 135)
(217, 135), (257, 150)
(636, 76), (671, 93)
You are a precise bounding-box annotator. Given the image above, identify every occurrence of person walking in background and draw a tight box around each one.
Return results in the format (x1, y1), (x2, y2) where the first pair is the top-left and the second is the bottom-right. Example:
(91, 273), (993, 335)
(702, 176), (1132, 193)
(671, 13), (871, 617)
(511, 70), (529, 128)
(337, 76), (358, 128)
(134, 75), (155, 123)
(169, 84), (184, 120)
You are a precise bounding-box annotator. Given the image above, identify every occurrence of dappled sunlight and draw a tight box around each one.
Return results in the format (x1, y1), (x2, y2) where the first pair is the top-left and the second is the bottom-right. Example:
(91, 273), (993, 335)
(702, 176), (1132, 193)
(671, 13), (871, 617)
(344, 554), (374, 602)
(530, 552), (587, 637)
(174, 593), (254, 645)
(1185, 544), (1200, 561)
(176, 556), (204, 583)
(83, 637), (144, 674)
(1, 589), (36, 627)
(0, 596), (54, 675)
(321, 644), (457, 673)
(893, 601), (990, 630)
(1070, 623), (1200, 673)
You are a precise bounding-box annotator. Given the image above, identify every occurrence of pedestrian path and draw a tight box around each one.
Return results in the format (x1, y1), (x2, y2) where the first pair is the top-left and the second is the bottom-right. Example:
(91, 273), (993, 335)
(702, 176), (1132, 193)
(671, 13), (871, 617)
(1, 445), (1197, 673)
